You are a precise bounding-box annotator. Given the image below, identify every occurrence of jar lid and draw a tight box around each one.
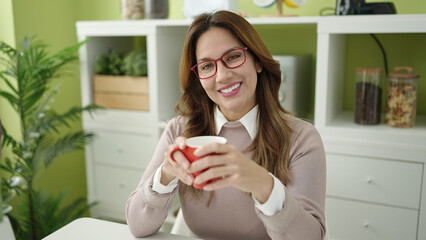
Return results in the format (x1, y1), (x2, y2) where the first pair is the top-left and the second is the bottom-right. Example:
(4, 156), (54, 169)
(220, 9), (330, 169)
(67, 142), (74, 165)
(356, 67), (384, 75)
(388, 67), (420, 79)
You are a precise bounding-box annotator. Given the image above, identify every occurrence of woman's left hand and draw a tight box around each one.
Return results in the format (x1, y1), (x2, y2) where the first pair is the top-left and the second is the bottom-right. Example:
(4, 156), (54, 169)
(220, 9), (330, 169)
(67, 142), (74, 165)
(189, 143), (274, 204)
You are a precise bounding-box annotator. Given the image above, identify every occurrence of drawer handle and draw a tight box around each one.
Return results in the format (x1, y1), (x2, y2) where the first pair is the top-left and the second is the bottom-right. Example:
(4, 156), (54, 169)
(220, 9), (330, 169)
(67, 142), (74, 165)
(363, 222), (369, 228)
(365, 178), (373, 184)
(119, 183), (127, 188)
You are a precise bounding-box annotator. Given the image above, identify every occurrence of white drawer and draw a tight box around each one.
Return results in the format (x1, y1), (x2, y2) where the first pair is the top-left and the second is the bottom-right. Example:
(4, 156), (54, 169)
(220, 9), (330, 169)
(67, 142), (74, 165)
(326, 154), (422, 209)
(92, 130), (156, 169)
(326, 197), (418, 240)
(93, 165), (144, 216)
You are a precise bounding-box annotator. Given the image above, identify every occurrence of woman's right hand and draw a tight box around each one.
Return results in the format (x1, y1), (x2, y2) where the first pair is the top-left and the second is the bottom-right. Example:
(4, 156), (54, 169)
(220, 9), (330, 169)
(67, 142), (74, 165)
(160, 136), (194, 186)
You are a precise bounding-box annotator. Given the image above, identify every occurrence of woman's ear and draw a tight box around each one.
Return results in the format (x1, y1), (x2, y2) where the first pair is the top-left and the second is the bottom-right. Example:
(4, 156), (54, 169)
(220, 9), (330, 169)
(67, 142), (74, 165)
(256, 61), (263, 73)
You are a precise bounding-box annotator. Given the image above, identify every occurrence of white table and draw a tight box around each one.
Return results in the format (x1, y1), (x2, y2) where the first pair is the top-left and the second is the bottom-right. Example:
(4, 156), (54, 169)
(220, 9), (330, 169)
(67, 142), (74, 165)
(42, 218), (199, 240)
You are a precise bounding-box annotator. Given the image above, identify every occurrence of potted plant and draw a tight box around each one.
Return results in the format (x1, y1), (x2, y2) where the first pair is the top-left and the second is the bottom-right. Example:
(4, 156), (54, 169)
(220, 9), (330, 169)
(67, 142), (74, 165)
(0, 36), (100, 240)
(1, 120), (16, 240)
(93, 49), (149, 111)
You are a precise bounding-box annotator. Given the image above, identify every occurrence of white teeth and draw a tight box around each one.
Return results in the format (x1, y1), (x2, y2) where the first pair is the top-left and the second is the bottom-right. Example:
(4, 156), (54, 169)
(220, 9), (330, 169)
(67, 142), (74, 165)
(220, 83), (241, 93)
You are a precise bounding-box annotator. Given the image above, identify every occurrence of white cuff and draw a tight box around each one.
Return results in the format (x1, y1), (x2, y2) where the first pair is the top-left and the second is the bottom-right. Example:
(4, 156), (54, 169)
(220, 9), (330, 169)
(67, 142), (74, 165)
(152, 163), (179, 194)
(252, 173), (286, 216)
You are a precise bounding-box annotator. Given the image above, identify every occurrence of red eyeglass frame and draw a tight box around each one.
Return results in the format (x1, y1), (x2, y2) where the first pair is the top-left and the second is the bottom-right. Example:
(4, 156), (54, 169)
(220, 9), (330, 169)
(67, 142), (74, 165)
(191, 47), (248, 79)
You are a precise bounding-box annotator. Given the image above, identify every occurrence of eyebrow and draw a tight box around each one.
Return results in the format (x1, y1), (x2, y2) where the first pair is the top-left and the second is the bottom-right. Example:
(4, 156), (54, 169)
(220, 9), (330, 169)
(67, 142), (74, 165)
(196, 46), (243, 63)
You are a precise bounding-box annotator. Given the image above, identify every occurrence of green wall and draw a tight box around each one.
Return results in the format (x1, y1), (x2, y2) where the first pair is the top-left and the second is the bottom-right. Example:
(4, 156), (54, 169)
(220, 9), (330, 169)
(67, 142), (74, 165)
(1, 0), (426, 218)
(8, 0), (86, 208)
(169, 0), (426, 18)
(76, 0), (121, 20)
(0, 0), (15, 45)
(0, 0), (17, 161)
(0, 0), (15, 47)
(344, 33), (426, 113)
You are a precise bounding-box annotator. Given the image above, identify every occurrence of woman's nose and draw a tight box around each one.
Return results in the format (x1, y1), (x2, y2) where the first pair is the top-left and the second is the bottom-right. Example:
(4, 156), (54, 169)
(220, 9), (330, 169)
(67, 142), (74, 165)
(215, 60), (232, 81)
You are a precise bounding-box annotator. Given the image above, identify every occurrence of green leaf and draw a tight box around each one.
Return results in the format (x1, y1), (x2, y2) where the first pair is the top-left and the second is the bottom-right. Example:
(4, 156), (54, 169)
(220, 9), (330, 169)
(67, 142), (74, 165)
(56, 197), (94, 226)
(6, 213), (25, 239)
(0, 74), (18, 95)
(1, 123), (19, 148)
(41, 131), (95, 168)
(39, 105), (102, 134)
(1, 157), (14, 173)
(0, 164), (11, 172)
(12, 189), (95, 239)
(0, 41), (17, 59)
(0, 90), (19, 110)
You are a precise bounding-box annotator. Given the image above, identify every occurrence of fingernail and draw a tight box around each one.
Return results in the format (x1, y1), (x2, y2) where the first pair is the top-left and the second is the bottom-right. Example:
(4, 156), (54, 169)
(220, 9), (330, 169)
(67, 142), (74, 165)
(186, 175), (193, 182)
(193, 149), (200, 156)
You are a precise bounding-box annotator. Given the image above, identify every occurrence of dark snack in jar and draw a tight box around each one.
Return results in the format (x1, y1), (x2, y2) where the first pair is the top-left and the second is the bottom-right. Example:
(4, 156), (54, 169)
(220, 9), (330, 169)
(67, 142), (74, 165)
(354, 68), (384, 125)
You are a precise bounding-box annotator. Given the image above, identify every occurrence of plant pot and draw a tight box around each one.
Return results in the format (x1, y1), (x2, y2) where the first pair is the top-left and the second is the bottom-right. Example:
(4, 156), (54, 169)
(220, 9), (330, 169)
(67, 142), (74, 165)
(93, 75), (149, 111)
(0, 216), (16, 240)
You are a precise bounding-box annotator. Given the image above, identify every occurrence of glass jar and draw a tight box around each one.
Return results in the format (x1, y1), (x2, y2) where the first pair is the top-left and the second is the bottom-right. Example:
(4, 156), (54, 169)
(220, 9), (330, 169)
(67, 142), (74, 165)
(145, 0), (168, 19)
(121, 0), (144, 19)
(354, 68), (384, 125)
(385, 67), (420, 128)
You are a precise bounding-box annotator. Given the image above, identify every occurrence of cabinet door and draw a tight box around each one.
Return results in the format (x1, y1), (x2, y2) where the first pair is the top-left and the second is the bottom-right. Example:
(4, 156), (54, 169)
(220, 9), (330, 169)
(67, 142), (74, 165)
(326, 154), (422, 209)
(92, 130), (157, 169)
(326, 198), (418, 240)
(93, 165), (144, 219)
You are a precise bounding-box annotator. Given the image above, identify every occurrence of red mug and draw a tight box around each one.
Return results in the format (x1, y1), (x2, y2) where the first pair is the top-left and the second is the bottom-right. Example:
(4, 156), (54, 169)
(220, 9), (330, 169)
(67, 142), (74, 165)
(170, 136), (227, 189)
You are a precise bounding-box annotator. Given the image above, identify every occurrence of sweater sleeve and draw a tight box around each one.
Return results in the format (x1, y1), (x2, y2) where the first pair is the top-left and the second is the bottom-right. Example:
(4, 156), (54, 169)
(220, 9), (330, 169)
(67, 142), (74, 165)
(125, 118), (181, 237)
(255, 121), (327, 240)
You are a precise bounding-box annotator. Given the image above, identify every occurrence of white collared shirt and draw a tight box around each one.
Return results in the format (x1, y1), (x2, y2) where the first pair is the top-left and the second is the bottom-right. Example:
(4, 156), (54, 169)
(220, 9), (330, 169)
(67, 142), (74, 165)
(152, 106), (286, 216)
(214, 105), (258, 139)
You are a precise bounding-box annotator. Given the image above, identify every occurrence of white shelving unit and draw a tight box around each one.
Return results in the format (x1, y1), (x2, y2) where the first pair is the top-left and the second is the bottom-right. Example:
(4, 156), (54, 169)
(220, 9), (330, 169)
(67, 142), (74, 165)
(76, 21), (189, 225)
(76, 15), (426, 239)
(315, 15), (426, 240)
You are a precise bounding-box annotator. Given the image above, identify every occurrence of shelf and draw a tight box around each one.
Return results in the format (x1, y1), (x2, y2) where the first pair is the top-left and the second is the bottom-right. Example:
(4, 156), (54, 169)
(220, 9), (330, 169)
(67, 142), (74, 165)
(324, 111), (426, 145)
(79, 32), (184, 125)
(328, 111), (426, 135)
(318, 111), (426, 161)
(318, 14), (426, 34)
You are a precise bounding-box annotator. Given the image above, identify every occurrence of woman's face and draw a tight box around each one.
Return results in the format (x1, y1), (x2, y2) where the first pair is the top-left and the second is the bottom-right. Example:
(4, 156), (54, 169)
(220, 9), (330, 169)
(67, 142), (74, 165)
(195, 27), (261, 121)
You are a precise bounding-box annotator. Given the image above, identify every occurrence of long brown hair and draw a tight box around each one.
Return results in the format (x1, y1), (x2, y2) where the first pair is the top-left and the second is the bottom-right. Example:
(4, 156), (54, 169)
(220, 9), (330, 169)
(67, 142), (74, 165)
(176, 11), (294, 199)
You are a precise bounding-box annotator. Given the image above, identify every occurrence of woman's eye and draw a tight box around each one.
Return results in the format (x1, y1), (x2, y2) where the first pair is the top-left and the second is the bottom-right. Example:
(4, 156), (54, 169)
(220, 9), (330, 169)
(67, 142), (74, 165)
(227, 53), (241, 61)
(200, 62), (214, 71)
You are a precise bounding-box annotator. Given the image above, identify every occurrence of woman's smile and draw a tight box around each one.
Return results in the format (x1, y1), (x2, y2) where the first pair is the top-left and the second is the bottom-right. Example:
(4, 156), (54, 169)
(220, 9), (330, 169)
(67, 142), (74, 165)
(218, 82), (242, 97)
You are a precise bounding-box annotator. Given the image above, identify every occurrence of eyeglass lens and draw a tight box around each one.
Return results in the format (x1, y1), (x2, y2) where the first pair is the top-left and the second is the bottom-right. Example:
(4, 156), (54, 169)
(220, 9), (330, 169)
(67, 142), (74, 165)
(194, 48), (246, 79)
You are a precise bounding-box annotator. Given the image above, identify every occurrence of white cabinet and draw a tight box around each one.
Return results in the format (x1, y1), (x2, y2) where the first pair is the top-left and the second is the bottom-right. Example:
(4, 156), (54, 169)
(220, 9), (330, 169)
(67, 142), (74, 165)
(314, 15), (426, 240)
(326, 198), (419, 240)
(76, 21), (189, 224)
(77, 15), (426, 238)
(326, 154), (422, 240)
(326, 154), (422, 209)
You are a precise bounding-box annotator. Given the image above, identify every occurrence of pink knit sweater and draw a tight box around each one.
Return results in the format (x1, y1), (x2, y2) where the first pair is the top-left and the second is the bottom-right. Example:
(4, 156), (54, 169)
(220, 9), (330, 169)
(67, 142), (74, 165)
(126, 114), (326, 240)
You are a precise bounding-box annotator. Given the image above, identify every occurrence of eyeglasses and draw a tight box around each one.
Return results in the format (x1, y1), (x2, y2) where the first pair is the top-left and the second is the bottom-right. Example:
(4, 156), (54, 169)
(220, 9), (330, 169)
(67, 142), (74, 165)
(191, 47), (248, 79)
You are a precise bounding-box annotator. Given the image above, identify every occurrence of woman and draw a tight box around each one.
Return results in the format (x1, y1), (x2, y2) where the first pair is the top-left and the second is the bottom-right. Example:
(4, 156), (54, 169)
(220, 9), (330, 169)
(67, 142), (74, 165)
(126, 10), (326, 240)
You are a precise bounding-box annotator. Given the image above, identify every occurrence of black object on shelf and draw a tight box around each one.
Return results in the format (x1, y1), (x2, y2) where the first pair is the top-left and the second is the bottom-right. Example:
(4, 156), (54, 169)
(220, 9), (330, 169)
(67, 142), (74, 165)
(336, 0), (396, 15)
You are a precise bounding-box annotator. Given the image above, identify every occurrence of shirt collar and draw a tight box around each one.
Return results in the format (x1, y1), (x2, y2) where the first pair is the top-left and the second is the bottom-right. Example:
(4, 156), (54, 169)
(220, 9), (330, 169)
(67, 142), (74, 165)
(215, 105), (258, 140)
